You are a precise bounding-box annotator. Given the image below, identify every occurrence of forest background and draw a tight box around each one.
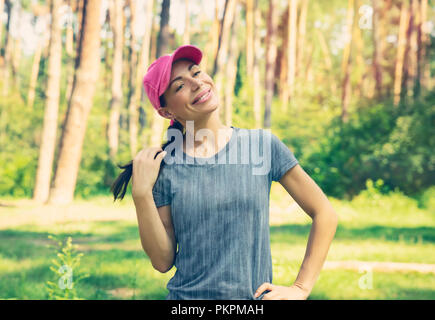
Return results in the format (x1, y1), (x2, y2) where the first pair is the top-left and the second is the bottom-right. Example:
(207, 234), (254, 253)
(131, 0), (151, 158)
(0, 0), (434, 300)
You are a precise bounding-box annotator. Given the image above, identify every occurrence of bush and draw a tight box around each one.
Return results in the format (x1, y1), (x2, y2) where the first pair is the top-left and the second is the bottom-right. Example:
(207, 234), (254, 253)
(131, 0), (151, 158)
(301, 93), (435, 198)
(415, 186), (435, 212)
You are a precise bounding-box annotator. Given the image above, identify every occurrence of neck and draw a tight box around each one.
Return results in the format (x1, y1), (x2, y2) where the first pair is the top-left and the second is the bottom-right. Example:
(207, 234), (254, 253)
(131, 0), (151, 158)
(182, 111), (233, 155)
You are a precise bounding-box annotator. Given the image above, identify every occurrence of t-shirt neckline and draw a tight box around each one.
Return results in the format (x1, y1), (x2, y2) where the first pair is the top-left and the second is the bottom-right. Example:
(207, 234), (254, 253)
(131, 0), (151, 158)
(178, 126), (237, 162)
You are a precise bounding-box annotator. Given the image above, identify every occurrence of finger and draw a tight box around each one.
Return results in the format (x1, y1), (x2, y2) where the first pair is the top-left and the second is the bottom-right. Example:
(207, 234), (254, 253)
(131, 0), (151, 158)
(153, 149), (166, 160)
(156, 150), (167, 161)
(145, 146), (163, 159)
(261, 291), (279, 300)
(255, 282), (273, 298)
(261, 292), (276, 300)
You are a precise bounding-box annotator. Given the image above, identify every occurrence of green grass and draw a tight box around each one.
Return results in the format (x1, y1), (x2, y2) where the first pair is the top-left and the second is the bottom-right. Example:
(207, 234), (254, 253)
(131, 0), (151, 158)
(0, 184), (434, 299)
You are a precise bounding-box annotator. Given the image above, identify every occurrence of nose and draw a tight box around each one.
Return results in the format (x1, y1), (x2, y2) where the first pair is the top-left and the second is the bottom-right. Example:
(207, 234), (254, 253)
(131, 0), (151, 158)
(188, 77), (202, 90)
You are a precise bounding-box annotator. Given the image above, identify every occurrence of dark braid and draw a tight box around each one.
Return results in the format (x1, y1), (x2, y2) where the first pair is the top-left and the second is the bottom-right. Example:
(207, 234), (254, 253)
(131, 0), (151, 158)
(110, 95), (185, 202)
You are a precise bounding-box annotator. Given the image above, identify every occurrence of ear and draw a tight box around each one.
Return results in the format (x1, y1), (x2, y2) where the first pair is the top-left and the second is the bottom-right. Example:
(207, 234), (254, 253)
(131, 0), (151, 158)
(157, 108), (174, 120)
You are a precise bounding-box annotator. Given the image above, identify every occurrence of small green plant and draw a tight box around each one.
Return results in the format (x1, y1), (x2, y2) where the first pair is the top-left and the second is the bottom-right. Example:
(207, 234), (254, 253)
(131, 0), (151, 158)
(45, 235), (89, 300)
(364, 179), (390, 196)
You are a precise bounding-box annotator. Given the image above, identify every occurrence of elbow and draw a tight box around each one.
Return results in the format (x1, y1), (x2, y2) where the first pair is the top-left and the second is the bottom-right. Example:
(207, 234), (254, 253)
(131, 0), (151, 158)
(153, 262), (173, 273)
(151, 253), (175, 273)
(328, 209), (339, 224)
(314, 209), (339, 225)
(325, 210), (339, 227)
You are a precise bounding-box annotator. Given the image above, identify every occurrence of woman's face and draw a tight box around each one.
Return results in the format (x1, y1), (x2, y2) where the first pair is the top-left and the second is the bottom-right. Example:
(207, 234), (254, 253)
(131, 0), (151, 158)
(158, 59), (219, 125)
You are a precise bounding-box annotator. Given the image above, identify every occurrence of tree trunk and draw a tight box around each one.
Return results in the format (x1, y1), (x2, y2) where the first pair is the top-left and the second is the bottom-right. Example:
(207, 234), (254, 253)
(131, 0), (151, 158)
(1, 0), (12, 96)
(156, 0), (170, 57)
(277, 5), (288, 105)
(49, 0), (102, 205)
(420, 0), (430, 91)
(65, 0), (75, 103)
(296, 0), (309, 79)
(183, 0), (190, 44)
(27, 32), (47, 109)
(341, 0), (354, 76)
(150, 0), (171, 148)
(315, 27), (336, 95)
(128, 0), (139, 158)
(401, 0), (415, 101)
(213, 0), (237, 123)
(341, 0), (355, 123)
(393, 1), (409, 106)
(74, 0), (84, 67)
(264, 0), (277, 129)
(371, 0), (384, 100)
(304, 42), (314, 83)
(203, 0), (220, 75)
(108, 0), (123, 160)
(245, 0), (254, 77)
(414, 0), (423, 97)
(353, 1), (365, 100)
(150, 20), (157, 61)
(33, 0), (63, 204)
(103, 9), (111, 97)
(283, 0), (297, 113)
(224, 1), (241, 126)
(409, 0), (420, 98)
(252, 0), (262, 129)
(0, 0), (4, 54)
(10, 7), (21, 91)
(135, 0), (154, 141)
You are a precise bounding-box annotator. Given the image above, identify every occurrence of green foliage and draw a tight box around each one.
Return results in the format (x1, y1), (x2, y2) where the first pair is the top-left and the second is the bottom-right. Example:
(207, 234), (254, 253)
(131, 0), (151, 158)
(0, 94), (40, 197)
(352, 179), (415, 214)
(300, 93), (435, 198)
(414, 186), (435, 212)
(45, 235), (88, 300)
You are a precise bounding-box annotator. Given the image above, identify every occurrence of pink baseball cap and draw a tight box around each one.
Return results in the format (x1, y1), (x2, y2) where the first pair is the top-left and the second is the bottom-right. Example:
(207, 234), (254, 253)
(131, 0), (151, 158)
(143, 45), (203, 126)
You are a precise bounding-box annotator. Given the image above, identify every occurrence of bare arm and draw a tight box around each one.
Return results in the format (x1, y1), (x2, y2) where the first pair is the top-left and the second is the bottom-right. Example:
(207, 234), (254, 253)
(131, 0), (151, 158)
(255, 163), (339, 299)
(279, 164), (338, 294)
(131, 146), (175, 273)
(133, 193), (176, 273)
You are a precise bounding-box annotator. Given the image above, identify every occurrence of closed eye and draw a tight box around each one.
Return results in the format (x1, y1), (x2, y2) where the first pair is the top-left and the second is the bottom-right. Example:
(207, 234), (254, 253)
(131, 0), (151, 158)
(176, 71), (201, 92)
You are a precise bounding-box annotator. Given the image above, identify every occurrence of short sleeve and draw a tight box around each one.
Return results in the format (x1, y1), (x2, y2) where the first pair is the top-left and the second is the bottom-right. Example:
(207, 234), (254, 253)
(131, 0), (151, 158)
(270, 132), (299, 182)
(152, 167), (172, 208)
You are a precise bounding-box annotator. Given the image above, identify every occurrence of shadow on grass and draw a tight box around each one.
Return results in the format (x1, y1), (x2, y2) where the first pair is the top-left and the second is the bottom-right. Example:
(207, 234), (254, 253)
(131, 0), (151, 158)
(1, 221), (434, 299)
(0, 261), (168, 299)
(0, 222), (170, 299)
(0, 245), (165, 299)
(0, 222), (143, 259)
(0, 220), (140, 241)
(270, 224), (435, 244)
(0, 263), (52, 299)
(389, 288), (435, 300)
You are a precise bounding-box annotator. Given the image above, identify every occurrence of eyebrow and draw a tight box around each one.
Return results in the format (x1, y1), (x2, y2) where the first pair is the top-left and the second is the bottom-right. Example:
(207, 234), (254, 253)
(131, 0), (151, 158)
(168, 63), (198, 90)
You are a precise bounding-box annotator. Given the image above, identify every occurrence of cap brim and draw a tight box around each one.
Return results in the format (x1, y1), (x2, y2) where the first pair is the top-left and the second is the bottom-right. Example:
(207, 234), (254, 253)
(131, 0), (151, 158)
(171, 45), (203, 66)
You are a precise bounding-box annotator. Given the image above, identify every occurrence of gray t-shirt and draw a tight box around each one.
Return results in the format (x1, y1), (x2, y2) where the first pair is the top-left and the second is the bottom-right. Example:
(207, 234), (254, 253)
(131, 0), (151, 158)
(152, 126), (299, 300)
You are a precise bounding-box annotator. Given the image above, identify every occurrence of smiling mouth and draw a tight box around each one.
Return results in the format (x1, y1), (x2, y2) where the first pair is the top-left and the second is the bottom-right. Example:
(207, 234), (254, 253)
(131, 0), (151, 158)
(192, 89), (211, 105)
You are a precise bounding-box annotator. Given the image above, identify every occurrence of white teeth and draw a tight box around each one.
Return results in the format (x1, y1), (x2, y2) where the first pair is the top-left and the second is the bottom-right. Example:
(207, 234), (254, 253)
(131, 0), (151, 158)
(195, 90), (210, 104)
(194, 90), (210, 104)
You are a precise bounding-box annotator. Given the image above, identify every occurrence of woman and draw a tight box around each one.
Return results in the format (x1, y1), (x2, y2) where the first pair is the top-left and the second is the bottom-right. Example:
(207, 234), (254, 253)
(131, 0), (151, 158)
(111, 45), (338, 300)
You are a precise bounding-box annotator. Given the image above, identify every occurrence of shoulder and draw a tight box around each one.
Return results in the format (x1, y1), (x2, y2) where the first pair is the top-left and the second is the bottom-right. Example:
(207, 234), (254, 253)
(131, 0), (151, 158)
(237, 127), (281, 145)
(233, 126), (275, 139)
(157, 160), (174, 182)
